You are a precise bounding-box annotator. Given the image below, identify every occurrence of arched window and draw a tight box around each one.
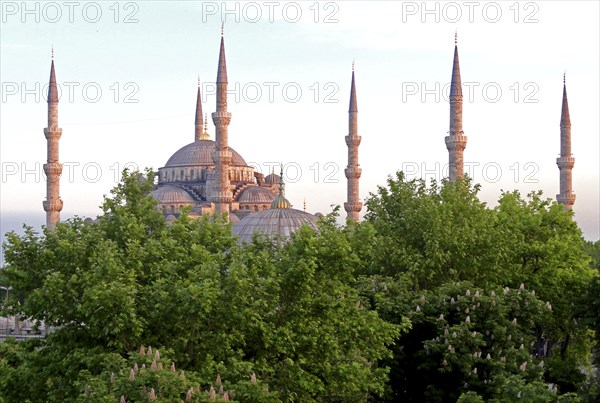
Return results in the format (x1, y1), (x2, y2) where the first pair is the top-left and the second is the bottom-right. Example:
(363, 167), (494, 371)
(170, 205), (175, 213)
(190, 169), (195, 180)
(180, 170), (185, 181)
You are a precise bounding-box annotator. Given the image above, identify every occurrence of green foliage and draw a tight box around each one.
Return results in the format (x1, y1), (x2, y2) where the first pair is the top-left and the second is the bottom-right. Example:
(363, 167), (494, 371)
(583, 240), (600, 272)
(1, 169), (596, 401)
(457, 391), (485, 403)
(365, 281), (551, 401)
(0, 170), (397, 402)
(362, 173), (596, 401)
(77, 346), (276, 402)
(364, 174), (503, 289)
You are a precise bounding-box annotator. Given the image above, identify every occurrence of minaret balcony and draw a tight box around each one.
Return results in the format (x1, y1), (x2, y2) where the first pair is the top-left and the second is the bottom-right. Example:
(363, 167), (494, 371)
(212, 111), (232, 126)
(44, 127), (63, 140)
(556, 192), (576, 205)
(345, 135), (362, 146)
(445, 135), (467, 150)
(556, 156), (575, 169)
(345, 167), (362, 179)
(445, 134), (467, 142)
(43, 199), (64, 212)
(212, 191), (233, 204)
(211, 150), (232, 164)
(344, 201), (363, 212)
(43, 162), (63, 176)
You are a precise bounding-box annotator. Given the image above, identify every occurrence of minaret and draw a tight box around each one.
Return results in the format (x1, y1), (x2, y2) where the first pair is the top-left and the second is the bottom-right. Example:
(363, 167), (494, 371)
(43, 50), (63, 230)
(194, 77), (204, 141)
(445, 33), (468, 181)
(211, 26), (233, 216)
(344, 63), (362, 221)
(556, 74), (575, 211)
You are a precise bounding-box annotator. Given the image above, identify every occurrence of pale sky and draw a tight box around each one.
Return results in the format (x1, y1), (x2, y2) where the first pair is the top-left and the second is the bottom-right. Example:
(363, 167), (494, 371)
(1, 1), (599, 253)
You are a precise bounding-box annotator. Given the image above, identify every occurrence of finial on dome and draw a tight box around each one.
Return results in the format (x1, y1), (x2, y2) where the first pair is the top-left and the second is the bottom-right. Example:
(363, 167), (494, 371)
(454, 30), (457, 45)
(221, 22), (224, 37)
(563, 72), (566, 84)
(198, 75), (200, 88)
(199, 113), (210, 140)
(352, 59), (355, 72)
(51, 46), (54, 60)
(278, 163), (285, 194)
(303, 198), (306, 212)
(271, 163), (291, 209)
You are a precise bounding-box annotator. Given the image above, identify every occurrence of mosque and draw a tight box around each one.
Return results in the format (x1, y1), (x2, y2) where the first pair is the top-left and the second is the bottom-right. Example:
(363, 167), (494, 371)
(1, 28), (580, 339)
(40, 32), (576, 242)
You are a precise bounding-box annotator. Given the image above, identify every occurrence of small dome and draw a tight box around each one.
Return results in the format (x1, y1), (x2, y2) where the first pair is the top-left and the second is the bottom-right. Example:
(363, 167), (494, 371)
(232, 208), (318, 243)
(236, 186), (276, 204)
(271, 193), (291, 209)
(265, 173), (281, 184)
(164, 140), (247, 167)
(151, 185), (196, 204)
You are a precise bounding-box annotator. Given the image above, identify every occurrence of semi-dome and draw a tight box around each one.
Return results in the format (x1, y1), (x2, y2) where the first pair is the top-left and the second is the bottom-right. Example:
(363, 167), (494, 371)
(232, 208), (318, 243)
(151, 185), (196, 204)
(236, 186), (276, 204)
(164, 140), (247, 167)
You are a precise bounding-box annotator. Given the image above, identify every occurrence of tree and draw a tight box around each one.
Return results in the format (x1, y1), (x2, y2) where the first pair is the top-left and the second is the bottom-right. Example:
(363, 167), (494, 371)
(495, 191), (595, 394)
(360, 173), (596, 400)
(0, 170), (398, 402)
(358, 280), (559, 401)
(363, 174), (504, 290)
(76, 346), (276, 402)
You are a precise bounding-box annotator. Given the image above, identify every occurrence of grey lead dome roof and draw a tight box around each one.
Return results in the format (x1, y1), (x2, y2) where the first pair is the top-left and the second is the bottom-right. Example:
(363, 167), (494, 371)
(265, 173), (281, 184)
(151, 185), (196, 204)
(164, 140), (247, 167)
(232, 208), (318, 243)
(236, 186), (276, 204)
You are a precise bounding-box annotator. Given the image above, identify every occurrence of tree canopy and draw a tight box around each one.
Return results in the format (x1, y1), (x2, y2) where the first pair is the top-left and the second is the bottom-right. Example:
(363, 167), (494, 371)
(1, 171), (597, 402)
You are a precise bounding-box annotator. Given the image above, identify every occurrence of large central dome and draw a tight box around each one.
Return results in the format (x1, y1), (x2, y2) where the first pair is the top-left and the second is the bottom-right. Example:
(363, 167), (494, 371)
(164, 140), (247, 167)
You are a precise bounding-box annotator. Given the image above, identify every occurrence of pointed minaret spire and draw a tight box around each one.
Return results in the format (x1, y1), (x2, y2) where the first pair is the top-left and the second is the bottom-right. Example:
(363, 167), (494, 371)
(211, 30), (233, 217)
(344, 64), (362, 222)
(194, 77), (204, 141)
(217, 24), (228, 85)
(556, 74), (575, 211)
(48, 56), (59, 103)
(43, 54), (63, 230)
(445, 33), (467, 181)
